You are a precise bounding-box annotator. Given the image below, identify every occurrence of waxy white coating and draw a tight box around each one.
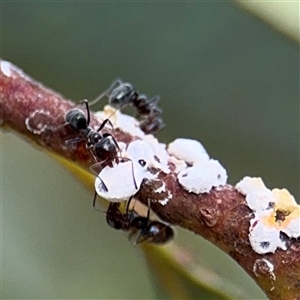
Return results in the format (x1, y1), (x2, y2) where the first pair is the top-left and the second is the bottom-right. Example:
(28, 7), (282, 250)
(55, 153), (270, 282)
(126, 139), (154, 168)
(143, 135), (170, 173)
(94, 108), (228, 202)
(178, 159), (227, 194)
(1, 60), (12, 77)
(95, 161), (141, 202)
(167, 138), (227, 194)
(168, 138), (209, 164)
(253, 258), (276, 291)
(95, 105), (145, 138)
(249, 218), (287, 254)
(236, 177), (300, 254)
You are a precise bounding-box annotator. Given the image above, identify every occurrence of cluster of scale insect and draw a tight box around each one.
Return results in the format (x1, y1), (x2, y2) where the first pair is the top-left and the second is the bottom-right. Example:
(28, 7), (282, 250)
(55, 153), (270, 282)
(63, 79), (173, 245)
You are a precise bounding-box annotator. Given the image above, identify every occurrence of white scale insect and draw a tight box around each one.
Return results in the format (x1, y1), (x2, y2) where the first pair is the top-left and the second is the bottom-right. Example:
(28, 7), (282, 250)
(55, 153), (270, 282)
(94, 140), (156, 202)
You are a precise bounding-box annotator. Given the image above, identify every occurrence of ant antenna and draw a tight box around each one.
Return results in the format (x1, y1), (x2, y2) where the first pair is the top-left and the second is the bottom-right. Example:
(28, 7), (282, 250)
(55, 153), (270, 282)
(133, 198), (151, 244)
(89, 79), (123, 106)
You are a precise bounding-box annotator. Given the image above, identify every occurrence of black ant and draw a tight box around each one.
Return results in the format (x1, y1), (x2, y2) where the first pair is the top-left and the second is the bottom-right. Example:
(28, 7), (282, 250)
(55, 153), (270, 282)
(105, 202), (174, 245)
(63, 99), (137, 193)
(90, 79), (165, 135)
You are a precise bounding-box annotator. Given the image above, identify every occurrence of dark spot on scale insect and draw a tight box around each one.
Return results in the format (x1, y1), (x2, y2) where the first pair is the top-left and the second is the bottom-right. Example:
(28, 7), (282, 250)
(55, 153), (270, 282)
(138, 159), (146, 167)
(154, 155), (160, 163)
(260, 241), (270, 249)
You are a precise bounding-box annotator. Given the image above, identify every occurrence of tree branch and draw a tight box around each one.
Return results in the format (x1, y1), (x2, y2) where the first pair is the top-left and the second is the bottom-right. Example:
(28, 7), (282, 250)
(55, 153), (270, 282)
(1, 60), (299, 300)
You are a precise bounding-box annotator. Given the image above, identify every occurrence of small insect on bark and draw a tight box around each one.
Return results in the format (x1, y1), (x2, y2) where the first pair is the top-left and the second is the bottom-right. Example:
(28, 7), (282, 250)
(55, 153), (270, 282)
(90, 78), (165, 135)
(106, 202), (174, 245)
(62, 99), (138, 198)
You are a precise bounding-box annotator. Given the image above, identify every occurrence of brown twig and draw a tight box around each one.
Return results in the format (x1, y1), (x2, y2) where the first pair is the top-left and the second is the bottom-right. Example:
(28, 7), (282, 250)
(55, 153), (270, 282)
(1, 60), (299, 300)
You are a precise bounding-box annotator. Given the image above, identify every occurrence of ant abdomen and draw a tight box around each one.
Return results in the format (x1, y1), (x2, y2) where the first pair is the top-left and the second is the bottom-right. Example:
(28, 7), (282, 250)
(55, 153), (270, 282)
(65, 108), (88, 132)
(106, 203), (126, 230)
(139, 115), (165, 135)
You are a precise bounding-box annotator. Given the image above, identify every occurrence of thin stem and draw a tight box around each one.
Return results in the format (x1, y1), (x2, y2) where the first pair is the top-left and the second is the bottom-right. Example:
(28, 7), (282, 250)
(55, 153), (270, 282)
(1, 60), (299, 300)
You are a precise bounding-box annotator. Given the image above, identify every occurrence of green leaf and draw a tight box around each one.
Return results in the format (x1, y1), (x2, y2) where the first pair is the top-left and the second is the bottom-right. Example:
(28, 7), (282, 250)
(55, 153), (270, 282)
(236, 1), (299, 43)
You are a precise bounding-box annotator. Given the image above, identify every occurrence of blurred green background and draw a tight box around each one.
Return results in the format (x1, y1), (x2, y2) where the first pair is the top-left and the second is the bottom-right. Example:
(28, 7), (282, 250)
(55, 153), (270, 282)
(1, 2), (298, 299)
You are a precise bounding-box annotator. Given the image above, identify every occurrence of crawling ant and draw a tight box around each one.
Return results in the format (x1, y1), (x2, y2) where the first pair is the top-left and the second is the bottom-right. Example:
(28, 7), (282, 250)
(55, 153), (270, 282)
(65, 100), (116, 162)
(63, 99), (137, 193)
(90, 79), (165, 134)
(105, 202), (174, 245)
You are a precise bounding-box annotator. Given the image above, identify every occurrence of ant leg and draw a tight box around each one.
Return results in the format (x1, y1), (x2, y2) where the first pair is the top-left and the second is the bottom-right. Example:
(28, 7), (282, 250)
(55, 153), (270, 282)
(86, 145), (98, 162)
(129, 159), (138, 190)
(92, 191), (112, 213)
(117, 156), (138, 190)
(111, 78), (124, 86)
(90, 159), (107, 175)
(65, 136), (85, 146)
(89, 90), (109, 106)
(148, 95), (160, 105)
(89, 79), (123, 106)
(92, 190), (100, 211)
(106, 78), (124, 95)
(133, 225), (147, 245)
(146, 198), (151, 226)
(125, 196), (133, 216)
(128, 228), (139, 244)
(97, 106), (125, 133)
(52, 121), (69, 133)
(80, 99), (91, 126)
(96, 118), (114, 133)
(90, 162), (102, 175)
(107, 133), (121, 154)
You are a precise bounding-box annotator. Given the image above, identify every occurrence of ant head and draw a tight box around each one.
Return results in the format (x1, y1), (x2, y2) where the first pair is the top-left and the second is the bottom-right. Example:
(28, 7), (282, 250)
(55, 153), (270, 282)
(93, 134), (118, 162)
(65, 108), (88, 131)
(106, 203), (127, 230)
(109, 82), (136, 109)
